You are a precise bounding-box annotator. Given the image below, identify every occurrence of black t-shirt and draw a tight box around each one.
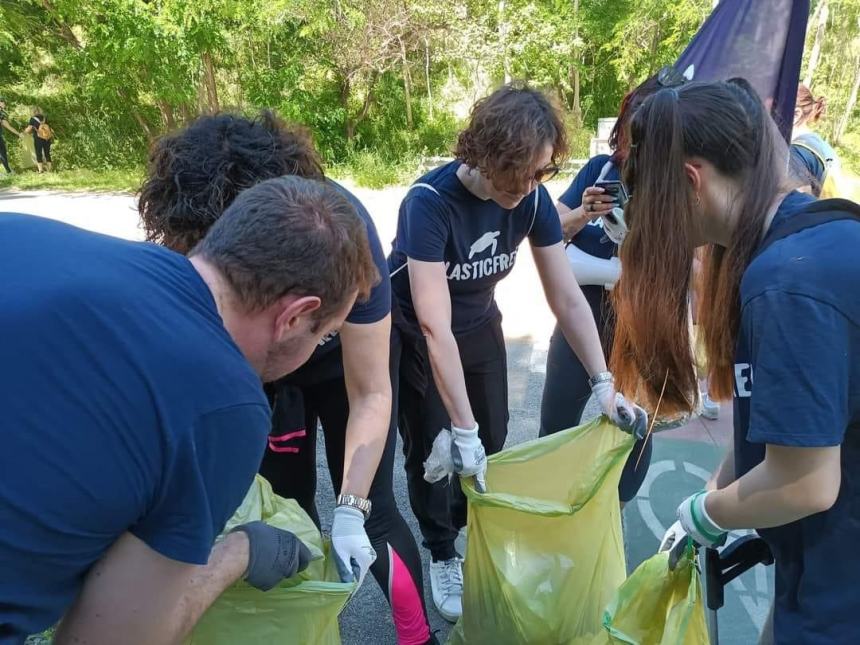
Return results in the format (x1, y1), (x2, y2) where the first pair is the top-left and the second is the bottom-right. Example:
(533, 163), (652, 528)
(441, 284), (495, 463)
(388, 161), (562, 336)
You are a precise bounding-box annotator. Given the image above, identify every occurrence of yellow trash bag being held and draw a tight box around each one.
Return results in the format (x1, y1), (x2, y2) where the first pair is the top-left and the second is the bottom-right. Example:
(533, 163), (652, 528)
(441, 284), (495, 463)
(593, 544), (709, 645)
(448, 417), (634, 645)
(186, 476), (354, 645)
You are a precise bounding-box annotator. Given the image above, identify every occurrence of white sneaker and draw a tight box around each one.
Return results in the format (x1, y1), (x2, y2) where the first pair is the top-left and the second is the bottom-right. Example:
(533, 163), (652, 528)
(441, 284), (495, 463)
(429, 557), (463, 622)
(701, 393), (720, 420)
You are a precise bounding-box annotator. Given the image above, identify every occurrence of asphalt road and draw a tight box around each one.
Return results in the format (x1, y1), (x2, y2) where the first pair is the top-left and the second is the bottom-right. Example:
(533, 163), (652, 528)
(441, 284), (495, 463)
(2, 184), (771, 645)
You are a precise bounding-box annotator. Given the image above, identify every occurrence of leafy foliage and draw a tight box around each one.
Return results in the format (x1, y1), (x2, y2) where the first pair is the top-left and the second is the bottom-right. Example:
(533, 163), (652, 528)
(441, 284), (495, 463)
(0, 0), (857, 182)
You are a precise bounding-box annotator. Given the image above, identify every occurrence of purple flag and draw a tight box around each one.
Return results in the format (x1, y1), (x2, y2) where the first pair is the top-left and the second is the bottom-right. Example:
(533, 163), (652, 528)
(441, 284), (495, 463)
(674, 0), (810, 140)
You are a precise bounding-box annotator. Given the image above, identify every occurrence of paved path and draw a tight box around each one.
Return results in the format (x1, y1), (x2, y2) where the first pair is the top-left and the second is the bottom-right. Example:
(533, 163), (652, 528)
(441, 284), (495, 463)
(2, 186), (771, 644)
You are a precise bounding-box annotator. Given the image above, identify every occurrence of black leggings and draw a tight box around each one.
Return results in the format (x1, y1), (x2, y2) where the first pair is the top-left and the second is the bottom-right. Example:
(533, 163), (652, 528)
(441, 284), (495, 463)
(539, 287), (652, 502)
(259, 344), (431, 645)
(34, 137), (51, 163)
(394, 315), (509, 562)
(0, 136), (10, 173)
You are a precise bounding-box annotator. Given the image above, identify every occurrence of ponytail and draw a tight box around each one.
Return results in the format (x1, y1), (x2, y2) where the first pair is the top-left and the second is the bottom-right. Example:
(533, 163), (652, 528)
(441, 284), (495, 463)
(796, 84), (828, 125)
(611, 90), (699, 412)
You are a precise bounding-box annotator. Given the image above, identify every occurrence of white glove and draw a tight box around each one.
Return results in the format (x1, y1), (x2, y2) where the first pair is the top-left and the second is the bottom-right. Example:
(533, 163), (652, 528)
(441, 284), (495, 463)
(659, 520), (688, 553)
(450, 424), (487, 493)
(591, 378), (648, 439)
(424, 429), (455, 484)
(601, 206), (628, 245)
(331, 505), (377, 588)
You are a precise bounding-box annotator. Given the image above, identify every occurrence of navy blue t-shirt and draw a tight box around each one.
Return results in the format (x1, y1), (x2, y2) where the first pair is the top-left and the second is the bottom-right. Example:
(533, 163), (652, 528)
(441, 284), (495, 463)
(310, 181), (391, 358)
(558, 154), (619, 308)
(733, 192), (860, 644)
(388, 161), (562, 335)
(0, 215), (271, 640)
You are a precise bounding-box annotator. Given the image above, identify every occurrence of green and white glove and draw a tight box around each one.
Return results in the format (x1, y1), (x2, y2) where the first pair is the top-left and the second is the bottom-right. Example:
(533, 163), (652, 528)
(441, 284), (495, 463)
(677, 490), (728, 549)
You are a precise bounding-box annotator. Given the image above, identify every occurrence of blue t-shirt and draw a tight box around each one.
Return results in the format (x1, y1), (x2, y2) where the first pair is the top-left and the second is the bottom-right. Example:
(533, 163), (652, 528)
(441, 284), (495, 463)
(558, 154), (619, 307)
(310, 181), (391, 357)
(0, 215), (271, 640)
(388, 161), (562, 335)
(733, 192), (860, 644)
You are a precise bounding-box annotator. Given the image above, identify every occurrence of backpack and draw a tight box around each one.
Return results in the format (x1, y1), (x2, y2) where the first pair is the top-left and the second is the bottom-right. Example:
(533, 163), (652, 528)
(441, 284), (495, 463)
(753, 198), (860, 261)
(791, 135), (841, 199)
(34, 117), (53, 141)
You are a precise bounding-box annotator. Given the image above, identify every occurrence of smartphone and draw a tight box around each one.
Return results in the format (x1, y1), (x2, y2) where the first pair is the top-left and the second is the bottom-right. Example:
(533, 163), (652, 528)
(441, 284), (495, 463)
(594, 179), (630, 207)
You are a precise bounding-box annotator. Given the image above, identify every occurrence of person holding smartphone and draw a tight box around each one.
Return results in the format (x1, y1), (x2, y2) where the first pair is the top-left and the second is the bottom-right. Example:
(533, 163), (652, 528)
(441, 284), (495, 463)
(539, 75), (661, 503)
(388, 83), (645, 623)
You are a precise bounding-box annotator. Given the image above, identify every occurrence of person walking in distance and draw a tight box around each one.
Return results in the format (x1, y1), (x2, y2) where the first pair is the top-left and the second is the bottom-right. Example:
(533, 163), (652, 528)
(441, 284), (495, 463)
(24, 106), (53, 173)
(0, 96), (23, 174)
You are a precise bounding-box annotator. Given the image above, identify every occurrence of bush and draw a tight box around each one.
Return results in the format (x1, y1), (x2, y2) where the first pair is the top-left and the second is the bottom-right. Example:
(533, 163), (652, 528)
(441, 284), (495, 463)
(335, 150), (416, 189)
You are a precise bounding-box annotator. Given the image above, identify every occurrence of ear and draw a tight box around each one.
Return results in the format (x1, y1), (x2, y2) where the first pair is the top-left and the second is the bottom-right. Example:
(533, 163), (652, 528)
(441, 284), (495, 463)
(273, 295), (322, 341)
(683, 161), (703, 197)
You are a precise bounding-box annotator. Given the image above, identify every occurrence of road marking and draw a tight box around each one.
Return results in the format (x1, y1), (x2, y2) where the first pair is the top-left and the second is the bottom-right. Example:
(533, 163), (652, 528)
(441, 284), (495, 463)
(633, 458), (772, 633)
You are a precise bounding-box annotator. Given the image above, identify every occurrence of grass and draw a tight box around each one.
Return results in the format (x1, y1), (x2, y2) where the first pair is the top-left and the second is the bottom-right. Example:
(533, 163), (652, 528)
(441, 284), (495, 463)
(0, 167), (143, 193)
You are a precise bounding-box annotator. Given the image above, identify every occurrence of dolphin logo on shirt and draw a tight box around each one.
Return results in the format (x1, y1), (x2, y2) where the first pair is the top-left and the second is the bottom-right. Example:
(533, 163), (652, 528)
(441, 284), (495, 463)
(468, 231), (500, 259)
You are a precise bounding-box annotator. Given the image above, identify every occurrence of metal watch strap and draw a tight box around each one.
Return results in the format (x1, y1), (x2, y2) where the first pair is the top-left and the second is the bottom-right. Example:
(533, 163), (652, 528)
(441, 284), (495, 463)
(588, 371), (614, 389)
(337, 494), (372, 520)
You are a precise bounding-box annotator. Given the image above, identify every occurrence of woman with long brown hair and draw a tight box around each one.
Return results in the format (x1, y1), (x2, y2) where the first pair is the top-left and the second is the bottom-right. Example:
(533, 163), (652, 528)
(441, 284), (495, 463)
(615, 78), (860, 643)
(388, 83), (644, 622)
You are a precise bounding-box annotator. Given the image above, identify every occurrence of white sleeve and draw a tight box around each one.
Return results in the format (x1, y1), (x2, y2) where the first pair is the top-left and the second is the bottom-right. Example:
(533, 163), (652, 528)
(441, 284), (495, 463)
(566, 244), (622, 289)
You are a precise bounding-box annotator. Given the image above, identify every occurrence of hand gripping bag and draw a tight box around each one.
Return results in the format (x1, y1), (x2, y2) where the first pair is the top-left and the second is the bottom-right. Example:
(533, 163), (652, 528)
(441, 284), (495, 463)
(186, 476), (355, 645)
(448, 417), (634, 644)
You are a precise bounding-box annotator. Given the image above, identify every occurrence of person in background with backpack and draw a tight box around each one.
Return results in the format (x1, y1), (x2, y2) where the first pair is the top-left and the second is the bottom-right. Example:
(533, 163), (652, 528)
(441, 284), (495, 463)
(790, 84), (838, 197)
(387, 83), (646, 623)
(25, 106), (53, 173)
(616, 78), (860, 645)
(0, 96), (25, 175)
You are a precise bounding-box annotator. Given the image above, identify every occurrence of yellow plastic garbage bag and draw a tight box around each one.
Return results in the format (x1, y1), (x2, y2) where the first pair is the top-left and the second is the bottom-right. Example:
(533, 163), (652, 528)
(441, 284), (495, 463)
(594, 543), (708, 645)
(448, 417), (635, 645)
(186, 476), (355, 645)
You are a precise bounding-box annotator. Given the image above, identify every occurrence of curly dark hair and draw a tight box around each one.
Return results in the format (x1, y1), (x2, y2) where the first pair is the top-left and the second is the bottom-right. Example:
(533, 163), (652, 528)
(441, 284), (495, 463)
(454, 83), (568, 192)
(138, 110), (324, 254)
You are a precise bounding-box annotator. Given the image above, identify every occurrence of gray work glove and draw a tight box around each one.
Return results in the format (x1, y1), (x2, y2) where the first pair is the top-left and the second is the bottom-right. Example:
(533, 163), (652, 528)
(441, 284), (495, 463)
(231, 521), (314, 591)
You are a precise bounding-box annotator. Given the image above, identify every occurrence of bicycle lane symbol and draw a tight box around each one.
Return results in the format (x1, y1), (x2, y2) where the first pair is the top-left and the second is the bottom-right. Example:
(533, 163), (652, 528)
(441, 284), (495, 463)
(634, 458), (772, 633)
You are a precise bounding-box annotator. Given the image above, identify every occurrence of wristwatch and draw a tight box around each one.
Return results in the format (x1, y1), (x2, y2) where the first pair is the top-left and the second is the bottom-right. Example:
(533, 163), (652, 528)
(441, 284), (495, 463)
(588, 371), (614, 389)
(337, 494), (372, 521)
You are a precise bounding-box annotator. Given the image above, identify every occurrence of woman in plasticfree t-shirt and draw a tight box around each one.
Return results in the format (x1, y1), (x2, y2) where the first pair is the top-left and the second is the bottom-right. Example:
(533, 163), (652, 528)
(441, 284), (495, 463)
(387, 84), (645, 623)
